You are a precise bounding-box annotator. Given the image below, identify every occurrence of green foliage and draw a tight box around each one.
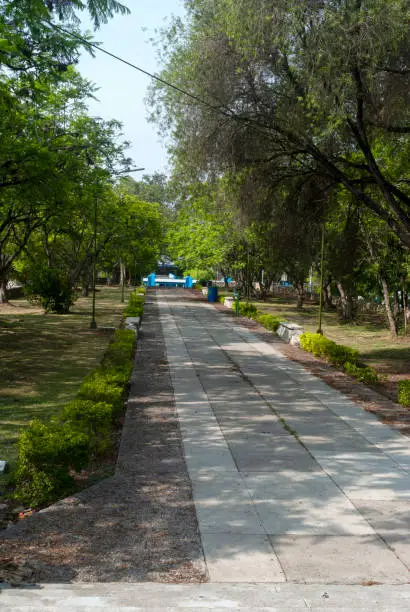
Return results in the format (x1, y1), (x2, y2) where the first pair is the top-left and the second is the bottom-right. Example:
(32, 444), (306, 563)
(25, 267), (75, 313)
(398, 380), (410, 407)
(300, 333), (359, 366)
(78, 377), (124, 419)
(343, 362), (381, 385)
(257, 313), (282, 332)
(234, 301), (258, 318)
(217, 295), (226, 304)
(103, 329), (135, 368)
(14, 419), (89, 507)
(13, 315), (136, 508)
(61, 399), (113, 454)
(123, 291), (145, 317)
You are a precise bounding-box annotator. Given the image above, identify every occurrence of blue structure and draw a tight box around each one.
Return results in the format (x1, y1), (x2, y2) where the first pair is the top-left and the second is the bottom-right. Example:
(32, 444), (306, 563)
(184, 275), (194, 288)
(147, 273), (156, 287)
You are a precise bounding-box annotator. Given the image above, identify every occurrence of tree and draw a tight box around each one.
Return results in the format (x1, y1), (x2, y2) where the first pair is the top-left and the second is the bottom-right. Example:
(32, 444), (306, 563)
(150, 0), (410, 249)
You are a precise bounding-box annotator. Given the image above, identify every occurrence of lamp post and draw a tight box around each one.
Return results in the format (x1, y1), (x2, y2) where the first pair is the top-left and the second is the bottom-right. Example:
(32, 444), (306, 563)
(316, 223), (326, 335)
(89, 167), (144, 329)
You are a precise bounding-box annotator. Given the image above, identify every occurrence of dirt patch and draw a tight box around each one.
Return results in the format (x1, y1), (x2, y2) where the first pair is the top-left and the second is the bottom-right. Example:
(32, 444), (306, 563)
(0, 293), (207, 584)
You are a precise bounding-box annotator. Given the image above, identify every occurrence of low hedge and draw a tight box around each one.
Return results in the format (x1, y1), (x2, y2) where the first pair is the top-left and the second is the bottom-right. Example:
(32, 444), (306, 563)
(124, 291), (144, 318)
(300, 332), (359, 366)
(398, 380), (410, 406)
(13, 294), (140, 508)
(343, 361), (381, 385)
(256, 313), (282, 332)
(233, 301), (258, 319)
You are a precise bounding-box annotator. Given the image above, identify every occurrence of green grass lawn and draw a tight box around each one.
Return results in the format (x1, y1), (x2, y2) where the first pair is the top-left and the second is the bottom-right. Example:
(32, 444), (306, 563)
(0, 286), (133, 483)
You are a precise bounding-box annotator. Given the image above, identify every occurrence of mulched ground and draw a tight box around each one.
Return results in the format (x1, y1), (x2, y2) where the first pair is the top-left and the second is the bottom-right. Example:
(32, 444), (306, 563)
(195, 290), (410, 437)
(0, 293), (207, 585)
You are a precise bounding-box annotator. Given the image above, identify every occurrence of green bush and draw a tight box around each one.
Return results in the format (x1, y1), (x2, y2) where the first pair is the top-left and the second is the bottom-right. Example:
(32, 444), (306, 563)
(14, 419), (90, 507)
(344, 362), (380, 385)
(300, 332), (359, 366)
(257, 313), (282, 332)
(398, 380), (410, 406)
(234, 301), (258, 319)
(124, 291), (145, 317)
(93, 363), (133, 386)
(61, 399), (113, 454)
(26, 267), (75, 314)
(103, 329), (135, 368)
(78, 376), (124, 419)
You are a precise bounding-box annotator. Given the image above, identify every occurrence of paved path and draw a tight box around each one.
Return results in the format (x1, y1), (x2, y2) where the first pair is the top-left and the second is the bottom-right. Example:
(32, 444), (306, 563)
(158, 290), (410, 586)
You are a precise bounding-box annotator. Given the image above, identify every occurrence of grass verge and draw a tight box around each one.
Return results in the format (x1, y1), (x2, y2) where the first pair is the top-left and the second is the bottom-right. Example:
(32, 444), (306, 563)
(0, 287), (134, 500)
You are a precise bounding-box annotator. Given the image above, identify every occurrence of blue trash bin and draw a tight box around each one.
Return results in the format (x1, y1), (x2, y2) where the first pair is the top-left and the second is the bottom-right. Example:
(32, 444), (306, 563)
(207, 286), (218, 302)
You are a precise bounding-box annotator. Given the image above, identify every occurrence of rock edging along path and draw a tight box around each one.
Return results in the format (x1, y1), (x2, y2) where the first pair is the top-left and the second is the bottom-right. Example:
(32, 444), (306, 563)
(157, 288), (410, 585)
(0, 292), (206, 584)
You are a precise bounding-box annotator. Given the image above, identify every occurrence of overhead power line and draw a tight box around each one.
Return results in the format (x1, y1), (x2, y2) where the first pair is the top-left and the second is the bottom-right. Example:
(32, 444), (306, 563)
(49, 22), (235, 117)
(47, 21), (273, 134)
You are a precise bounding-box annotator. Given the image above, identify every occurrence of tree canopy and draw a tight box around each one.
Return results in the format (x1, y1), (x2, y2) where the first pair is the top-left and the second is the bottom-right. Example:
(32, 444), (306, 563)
(151, 0), (410, 247)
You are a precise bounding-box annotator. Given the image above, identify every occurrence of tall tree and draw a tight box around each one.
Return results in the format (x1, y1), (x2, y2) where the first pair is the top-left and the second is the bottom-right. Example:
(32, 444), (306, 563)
(151, 0), (410, 248)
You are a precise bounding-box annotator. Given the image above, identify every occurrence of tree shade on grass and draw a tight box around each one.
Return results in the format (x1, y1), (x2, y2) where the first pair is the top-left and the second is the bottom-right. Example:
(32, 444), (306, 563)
(0, 287), (132, 485)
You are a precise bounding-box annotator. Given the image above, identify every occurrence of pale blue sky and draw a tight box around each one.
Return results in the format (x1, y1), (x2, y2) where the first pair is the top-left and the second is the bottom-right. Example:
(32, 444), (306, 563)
(78, 1), (186, 176)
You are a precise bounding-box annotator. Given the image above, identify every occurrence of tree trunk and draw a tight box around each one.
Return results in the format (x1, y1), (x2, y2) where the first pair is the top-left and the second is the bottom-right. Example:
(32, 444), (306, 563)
(295, 283), (304, 310)
(336, 281), (355, 321)
(120, 260), (126, 287)
(380, 276), (398, 337)
(0, 278), (8, 303)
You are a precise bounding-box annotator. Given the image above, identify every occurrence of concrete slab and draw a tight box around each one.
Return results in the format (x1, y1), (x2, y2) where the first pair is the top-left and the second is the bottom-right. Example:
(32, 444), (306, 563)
(255, 496), (374, 535)
(200, 533), (286, 583)
(242, 470), (344, 500)
(234, 453), (321, 473)
(313, 452), (410, 501)
(354, 500), (410, 569)
(2, 583), (410, 611)
(190, 473), (264, 534)
(270, 535), (410, 584)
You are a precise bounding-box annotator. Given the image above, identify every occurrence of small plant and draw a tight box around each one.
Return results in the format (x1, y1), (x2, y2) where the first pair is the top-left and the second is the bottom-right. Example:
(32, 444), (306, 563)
(14, 419), (90, 507)
(398, 380), (410, 406)
(234, 301), (258, 319)
(257, 313), (282, 332)
(344, 362), (381, 385)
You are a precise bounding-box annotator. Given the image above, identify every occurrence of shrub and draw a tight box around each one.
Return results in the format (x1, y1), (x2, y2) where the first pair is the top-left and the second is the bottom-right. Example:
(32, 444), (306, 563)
(77, 376), (124, 419)
(300, 332), (359, 366)
(234, 301), (258, 319)
(344, 362), (380, 385)
(103, 329), (135, 368)
(61, 399), (113, 454)
(14, 419), (90, 507)
(124, 291), (145, 317)
(398, 380), (410, 406)
(25, 267), (75, 313)
(257, 313), (282, 332)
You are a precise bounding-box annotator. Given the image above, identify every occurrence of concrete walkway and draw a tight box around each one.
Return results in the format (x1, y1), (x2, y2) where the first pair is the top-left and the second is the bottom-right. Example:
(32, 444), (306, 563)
(158, 290), (410, 586)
